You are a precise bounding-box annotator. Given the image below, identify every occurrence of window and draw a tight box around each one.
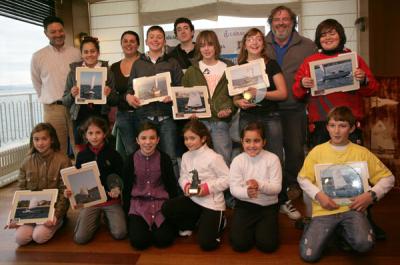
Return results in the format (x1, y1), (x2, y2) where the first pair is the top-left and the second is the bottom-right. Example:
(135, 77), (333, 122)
(0, 15), (48, 92)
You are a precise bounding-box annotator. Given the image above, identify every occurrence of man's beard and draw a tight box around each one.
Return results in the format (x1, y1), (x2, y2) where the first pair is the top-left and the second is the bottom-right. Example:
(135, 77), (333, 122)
(272, 27), (292, 41)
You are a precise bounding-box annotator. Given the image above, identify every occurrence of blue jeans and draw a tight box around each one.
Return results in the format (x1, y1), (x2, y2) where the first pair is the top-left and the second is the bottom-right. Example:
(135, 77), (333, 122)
(201, 120), (232, 165)
(239, 111), (284, 163)
(74, 204), (127, 244)
(115, 111), (138, 157)
(299, 211), (374, 262)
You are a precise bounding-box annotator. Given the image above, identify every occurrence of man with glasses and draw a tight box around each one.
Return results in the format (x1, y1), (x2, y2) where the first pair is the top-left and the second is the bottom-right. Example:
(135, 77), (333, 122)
(265, 6), (317, 220)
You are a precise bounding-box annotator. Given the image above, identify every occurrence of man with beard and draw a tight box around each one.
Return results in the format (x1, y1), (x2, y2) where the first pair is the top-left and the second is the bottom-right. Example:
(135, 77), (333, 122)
(265, 6), (317, 220)
(31, 16), (81, 155)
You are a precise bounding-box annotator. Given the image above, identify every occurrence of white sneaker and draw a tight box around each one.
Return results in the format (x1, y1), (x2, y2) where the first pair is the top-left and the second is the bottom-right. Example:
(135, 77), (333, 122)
(280, 200), (301, 220)
(179, 230), (193, 237)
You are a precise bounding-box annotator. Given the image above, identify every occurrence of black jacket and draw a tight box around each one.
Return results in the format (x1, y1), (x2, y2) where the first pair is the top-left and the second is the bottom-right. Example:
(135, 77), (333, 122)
(76, 143), (124, 201)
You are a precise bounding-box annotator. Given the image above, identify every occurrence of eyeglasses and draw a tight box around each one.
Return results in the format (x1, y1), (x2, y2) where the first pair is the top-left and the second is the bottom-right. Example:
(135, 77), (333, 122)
(245, 36), (264, 43)
(272, 17), (291, 23)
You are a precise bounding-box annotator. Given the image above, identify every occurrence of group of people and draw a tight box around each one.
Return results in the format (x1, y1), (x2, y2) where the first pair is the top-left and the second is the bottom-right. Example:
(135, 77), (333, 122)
(6, 4), (395, 263)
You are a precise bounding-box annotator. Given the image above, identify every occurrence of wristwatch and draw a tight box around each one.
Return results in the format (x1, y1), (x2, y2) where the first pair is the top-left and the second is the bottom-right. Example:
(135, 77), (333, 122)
(368, 190), (378, 203)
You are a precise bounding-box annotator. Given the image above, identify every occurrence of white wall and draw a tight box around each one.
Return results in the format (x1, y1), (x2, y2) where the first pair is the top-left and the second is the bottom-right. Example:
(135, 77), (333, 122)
(301, 0), (358, 52)
(89, 0), (142, 64)
(89, 0), (359, 64)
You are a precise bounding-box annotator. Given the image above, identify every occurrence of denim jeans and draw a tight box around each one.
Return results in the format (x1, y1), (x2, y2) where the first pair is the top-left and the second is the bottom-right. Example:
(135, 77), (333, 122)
(74, 204), (127, 244)
(115, 110), (138, 157)
(299, 211), (374, 262)
(239, 111), (284, 163)
(201, 120), (232, 165)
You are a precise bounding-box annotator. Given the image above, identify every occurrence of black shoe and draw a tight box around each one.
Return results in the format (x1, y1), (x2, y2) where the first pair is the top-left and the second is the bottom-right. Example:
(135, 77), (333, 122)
(295, 217), (311, 230)
(371, 222), (386, 241)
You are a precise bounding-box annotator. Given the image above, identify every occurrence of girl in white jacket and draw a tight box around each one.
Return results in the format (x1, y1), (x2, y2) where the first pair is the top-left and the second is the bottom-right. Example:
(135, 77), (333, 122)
(162, 120), (229, 251)
(229, 121), (282, 252)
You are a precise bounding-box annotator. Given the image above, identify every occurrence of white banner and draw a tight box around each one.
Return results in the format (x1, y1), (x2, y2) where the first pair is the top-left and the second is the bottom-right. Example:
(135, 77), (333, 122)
(166, 26), (264, 64)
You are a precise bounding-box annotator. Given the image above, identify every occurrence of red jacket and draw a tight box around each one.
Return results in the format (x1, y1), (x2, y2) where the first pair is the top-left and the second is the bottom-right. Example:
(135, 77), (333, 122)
(293, 49), (379, 124)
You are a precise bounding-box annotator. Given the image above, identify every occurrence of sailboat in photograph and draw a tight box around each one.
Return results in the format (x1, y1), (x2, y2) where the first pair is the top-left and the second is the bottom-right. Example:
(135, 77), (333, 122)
(152, 78), (161, 97)
(186, 91), (205, 112)
(319, 64), (350, 82)
(88, 74), (96, 99)
(22, 197), (38, 213)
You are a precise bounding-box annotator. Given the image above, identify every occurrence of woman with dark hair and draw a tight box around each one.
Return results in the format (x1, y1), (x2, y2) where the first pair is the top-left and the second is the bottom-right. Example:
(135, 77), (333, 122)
(111, 31), (141, 158)
(62, 36), (117, 152)
(293, 19), (378, 147)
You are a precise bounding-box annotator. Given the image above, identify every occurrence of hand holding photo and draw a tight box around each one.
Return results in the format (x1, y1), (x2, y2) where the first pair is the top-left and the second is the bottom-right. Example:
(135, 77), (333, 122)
(309, 52), (359, 96)
(314, 161), (370, 205)
(225, 58), (269, 96)
(75, 67), (107, 104)
(171, 86), (211, 120)
(133, 72), (172, 105)
(61, 161), (107, 209)
(7, 189), (58, 225)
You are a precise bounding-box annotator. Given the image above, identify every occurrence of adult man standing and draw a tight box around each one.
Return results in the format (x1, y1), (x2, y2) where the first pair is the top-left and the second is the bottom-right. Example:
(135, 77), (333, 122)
(168, 17), (195, 71)
(265, 6), (317, 219)
(31, 16), (81, 155)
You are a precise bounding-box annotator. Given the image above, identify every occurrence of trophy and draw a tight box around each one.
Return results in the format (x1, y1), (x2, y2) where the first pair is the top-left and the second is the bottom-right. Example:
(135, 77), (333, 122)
(188, 169), (201, 195)
(243, 90), (254, 103)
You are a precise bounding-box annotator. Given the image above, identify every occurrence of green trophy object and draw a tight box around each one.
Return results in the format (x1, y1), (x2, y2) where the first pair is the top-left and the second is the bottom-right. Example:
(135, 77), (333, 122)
(189, 169), (201, 195)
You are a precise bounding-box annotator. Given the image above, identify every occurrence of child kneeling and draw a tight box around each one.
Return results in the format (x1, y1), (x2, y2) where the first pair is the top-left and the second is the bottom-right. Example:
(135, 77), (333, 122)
(298, 106), (394, 262)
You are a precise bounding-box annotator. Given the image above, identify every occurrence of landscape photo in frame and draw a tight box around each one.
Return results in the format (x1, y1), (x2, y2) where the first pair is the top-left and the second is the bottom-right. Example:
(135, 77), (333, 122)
(61, 161), (106, 209)
(8, 189), (58, 225)
(314, 161), (370, 205)
(75, 67), (107, 104)
(133, 72), (172, 105)
(225, 58), (269, 96)
(171, 86), (211, 120)
(310, 52), (359, 96)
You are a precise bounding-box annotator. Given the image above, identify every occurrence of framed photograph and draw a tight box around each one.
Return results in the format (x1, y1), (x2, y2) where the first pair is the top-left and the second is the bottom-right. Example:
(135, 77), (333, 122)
(61, 161), (107, 209)
(7, 189), (58, 225)
(133, 72), (172, 105)
(75, 67), (107, 104)
(225, 58), (270, 96)
(171, 86), (211, 120)
(310, 52), (359, 96)
(314, 161), (370, 205)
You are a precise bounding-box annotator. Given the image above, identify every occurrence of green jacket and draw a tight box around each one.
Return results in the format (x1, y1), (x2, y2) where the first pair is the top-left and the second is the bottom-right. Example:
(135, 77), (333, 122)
(182, 59), (236, 121)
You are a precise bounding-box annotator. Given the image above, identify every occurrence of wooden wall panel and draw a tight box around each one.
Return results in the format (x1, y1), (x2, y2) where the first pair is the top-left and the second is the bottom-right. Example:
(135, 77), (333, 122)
(369, 0), (400, 76)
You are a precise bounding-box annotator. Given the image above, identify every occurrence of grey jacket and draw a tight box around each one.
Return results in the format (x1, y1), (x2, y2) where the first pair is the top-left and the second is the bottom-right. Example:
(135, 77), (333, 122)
(265, 31), (317, 110)
(126, 53), (183, 117)
(62, 60), (117, 120)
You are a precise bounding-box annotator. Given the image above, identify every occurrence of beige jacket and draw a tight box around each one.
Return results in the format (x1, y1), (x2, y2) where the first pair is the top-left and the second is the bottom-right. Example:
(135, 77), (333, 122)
(18, 150), (71, 219)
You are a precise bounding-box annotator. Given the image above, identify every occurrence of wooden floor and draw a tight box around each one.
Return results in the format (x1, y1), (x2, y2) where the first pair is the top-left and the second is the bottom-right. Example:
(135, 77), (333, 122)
(1, 182), (399, 265)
